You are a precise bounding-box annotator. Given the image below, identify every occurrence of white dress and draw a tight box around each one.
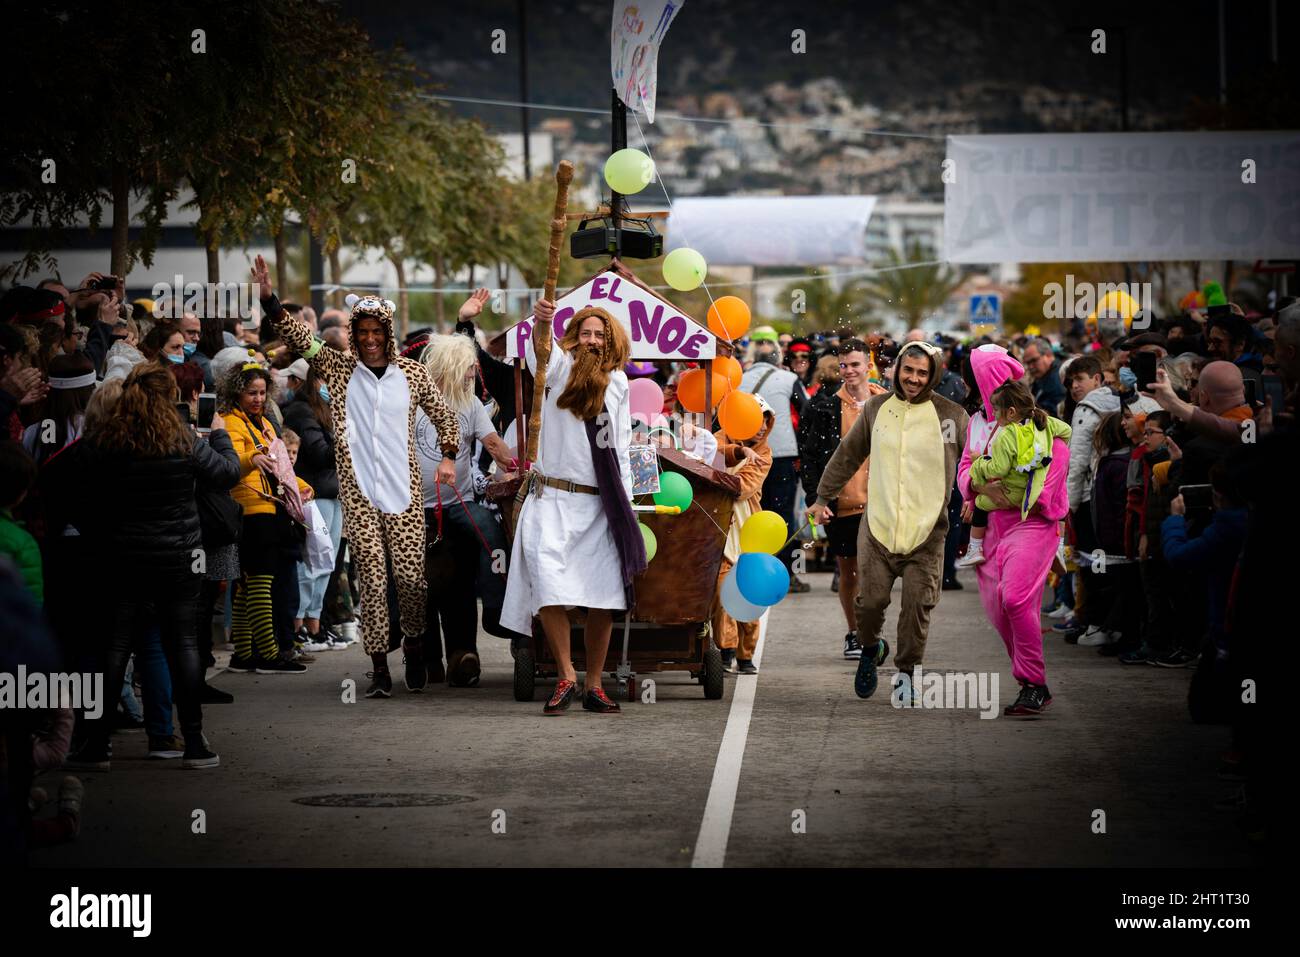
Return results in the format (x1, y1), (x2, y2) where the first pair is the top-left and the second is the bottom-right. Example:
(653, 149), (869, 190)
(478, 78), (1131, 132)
(500, 340), (633, 633)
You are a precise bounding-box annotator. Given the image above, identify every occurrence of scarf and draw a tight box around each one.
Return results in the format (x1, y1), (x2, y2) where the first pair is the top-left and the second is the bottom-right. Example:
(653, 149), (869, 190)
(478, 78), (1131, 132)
(584, 416), (647, 592)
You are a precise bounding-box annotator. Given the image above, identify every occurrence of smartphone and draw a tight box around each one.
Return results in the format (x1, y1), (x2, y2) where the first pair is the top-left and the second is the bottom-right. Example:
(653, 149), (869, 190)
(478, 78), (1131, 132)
(1242, 378), (1258, 409)
(1131, 352), (1157, 392)
(1262, 374), (1285, 417)
(1180, 483), (1213, 513)
(197, 392), (217, 433)
(175, 402), (192, 425)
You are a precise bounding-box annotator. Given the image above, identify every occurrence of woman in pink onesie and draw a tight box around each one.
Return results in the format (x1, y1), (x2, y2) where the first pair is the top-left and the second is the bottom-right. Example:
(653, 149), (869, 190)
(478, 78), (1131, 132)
(957, 345), (1071, 717)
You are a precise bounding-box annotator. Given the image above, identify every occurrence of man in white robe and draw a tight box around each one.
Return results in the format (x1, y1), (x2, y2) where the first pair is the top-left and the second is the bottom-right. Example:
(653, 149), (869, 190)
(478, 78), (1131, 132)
(501, 301), (643, 714)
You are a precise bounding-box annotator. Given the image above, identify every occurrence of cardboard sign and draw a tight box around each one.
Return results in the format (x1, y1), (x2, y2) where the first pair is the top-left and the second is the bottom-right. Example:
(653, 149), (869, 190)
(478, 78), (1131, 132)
(504, 269), (716, 361)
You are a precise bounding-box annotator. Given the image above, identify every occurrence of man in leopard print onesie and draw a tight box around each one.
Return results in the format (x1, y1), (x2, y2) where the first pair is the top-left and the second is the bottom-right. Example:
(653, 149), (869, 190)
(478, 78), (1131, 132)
(253, 256), (460, 699)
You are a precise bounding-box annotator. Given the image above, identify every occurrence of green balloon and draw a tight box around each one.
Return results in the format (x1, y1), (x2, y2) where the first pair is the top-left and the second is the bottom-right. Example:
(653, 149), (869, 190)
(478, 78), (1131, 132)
(653, 471), (694, 512)
(604, 148), (654, 195)
(640, 522), (657, 562)
(662, 247), (707, 291)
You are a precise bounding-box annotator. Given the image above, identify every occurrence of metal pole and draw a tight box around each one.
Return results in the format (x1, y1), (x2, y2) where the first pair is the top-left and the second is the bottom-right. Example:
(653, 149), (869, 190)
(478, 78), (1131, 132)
(309, 233), (325, 314)
(611, 87), (627, 258)
(518, 0), (531, 180)
(1218, 0), (1227, 107)
(1270, 0), (1278, 63)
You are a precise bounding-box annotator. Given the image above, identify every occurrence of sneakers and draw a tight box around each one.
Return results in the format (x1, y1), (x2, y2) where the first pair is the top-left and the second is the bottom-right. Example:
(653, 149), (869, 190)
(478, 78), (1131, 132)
(226, 654), (257, 673)
(58, 776), (84, 833)
(147, 735), (185, 759)
(199, 682), (234, 704)
(448, 650), (482, 688)
(830, 568), (840, 593)
(297, 626), (332, 653)
(954, 541), (985, 568)
(1046, 603), (1073, 619)
(788, 575), (811, 594)
(843, 632), (863, 660)
(582, 686), (622, 713)
(182, 734), (220, 770)
(323, 626), (352, 650)
(941, 577), (964, 590)
(256, 655), (308, 674)
(403, 640), (428, 693)
(1118, 646), (1152, 665)
(114, 709), (145, 733)
(1077, 626), (1119, 647)
(337, 621), (360, 643)
(365, 669), (393, 698)
(1004, 682), (1052, 717)
(724, 652), (738, 675)
(736, 659), (758, 675)
(853, 637), (890, 699)
(1152, 648), (1199, 668)
(1051, 616), (1081, 633)
(64, 742), (111, 773)
(543, 678), (578, 715)
(891, 671), (920, 707)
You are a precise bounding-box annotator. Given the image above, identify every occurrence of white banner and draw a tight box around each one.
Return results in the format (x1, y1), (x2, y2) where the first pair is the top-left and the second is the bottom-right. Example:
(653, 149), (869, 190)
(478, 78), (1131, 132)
(503, 270), (715, 361)
(666, 196), (876, 266)
(943, 132), (1300, 263)
(611, 0), (683, 123)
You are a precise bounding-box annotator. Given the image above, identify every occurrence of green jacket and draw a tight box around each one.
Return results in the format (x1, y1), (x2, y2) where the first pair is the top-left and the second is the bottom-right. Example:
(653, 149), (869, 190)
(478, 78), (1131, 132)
(969, 416), (1073, 519)
(0, 507), (43, 604)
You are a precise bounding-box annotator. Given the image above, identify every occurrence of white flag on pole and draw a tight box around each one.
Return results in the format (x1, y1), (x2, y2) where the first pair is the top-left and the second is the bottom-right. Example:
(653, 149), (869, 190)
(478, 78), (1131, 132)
(611, 0), (684, 123)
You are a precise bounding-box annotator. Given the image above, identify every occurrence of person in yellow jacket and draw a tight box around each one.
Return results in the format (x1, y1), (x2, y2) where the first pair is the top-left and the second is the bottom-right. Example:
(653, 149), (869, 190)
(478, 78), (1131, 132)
(219, 358), (314, 674)
(712, 398), (776, 675)
(808, 341), (969, 704)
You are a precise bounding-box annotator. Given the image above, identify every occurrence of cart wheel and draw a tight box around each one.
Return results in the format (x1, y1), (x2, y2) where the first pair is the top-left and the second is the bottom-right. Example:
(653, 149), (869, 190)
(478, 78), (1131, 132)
(626, 674), (637, 703)
(702, 642), (724, 700)
(513, 648), (536, 701)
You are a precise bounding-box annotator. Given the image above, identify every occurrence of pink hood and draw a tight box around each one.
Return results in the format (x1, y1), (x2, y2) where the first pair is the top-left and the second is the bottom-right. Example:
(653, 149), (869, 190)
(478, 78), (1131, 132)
(970, 344), (1025, 421)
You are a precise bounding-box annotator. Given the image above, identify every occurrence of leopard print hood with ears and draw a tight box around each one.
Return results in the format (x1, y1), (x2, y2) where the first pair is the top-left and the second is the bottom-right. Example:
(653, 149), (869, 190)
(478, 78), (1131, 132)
(346, 294), (398, 362)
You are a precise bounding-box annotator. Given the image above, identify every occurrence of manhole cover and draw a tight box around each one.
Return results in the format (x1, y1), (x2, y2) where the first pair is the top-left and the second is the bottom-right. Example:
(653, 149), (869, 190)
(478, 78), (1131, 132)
(293, 792), (476, 808)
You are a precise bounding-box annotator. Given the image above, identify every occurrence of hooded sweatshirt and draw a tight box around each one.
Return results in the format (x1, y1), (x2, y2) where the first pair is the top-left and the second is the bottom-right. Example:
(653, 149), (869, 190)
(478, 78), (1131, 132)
(1067, 385), (1122, 510)
(265, 293), (459, 515)
(957, 344), (1024, 502)
(968, 413), (1072, 518)
(815, 341), (968, 555)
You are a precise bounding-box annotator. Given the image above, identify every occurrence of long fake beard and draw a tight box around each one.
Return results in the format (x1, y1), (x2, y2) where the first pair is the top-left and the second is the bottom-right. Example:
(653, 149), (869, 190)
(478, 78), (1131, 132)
(556, 344), (610, 421)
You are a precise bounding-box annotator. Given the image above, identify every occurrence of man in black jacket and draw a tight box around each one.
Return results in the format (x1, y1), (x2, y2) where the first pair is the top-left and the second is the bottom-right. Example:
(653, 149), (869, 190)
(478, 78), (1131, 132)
(798, 339), (880, 660)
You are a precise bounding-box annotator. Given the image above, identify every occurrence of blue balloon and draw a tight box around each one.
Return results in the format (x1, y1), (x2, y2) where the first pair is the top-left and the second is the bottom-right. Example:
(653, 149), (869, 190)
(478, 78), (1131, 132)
(720, 567), (766, 622)
(734, 552), (789, 607)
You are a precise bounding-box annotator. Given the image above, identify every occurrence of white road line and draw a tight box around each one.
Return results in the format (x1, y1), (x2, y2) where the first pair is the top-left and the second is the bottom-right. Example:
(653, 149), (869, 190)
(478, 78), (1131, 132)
(690, 610), (768, 869)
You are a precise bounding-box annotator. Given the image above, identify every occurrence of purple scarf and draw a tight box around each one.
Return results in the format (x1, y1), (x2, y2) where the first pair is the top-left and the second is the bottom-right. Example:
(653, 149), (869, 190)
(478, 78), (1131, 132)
(584, 416), (647, 590)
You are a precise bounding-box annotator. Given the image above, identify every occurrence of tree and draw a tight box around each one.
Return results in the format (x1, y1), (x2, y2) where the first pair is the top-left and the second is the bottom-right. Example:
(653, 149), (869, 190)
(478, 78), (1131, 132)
(859, 242), (963, 334)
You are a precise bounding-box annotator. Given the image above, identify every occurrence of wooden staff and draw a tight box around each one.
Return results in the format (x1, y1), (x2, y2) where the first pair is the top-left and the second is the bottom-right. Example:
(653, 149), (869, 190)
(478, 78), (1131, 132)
(524, 160), (574, 467)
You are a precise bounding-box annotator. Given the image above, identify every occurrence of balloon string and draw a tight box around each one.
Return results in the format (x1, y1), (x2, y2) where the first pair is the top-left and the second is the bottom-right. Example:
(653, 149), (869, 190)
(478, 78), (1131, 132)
(629, 101), (732, 349)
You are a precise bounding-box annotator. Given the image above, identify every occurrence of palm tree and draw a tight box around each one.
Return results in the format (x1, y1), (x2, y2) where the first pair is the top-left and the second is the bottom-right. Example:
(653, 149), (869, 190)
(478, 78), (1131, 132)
(774, 270), (870, 335)
(860, 241), (963, 334)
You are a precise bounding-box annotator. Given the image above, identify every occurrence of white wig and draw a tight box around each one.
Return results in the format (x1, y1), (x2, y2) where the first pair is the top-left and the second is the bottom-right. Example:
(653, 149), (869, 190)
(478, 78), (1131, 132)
(421, 333), (478, 410)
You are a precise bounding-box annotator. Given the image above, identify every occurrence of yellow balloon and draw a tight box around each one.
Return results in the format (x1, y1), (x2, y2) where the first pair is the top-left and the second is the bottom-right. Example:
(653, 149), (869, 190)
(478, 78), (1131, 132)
(663, 247), (707, 291)
(739, 510), (787, 555)
(604, 148), (655, 195)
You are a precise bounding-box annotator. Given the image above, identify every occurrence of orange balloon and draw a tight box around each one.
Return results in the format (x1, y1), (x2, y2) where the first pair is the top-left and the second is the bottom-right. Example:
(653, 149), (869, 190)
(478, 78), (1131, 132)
(706, 296), (752, 341)
(676, 368), (729, 413)
(714, 355), (743, 390)
(719, 390), (763, 440)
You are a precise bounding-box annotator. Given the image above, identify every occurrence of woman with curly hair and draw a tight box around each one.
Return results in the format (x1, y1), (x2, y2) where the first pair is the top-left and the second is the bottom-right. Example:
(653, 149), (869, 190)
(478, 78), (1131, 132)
(217, 357), (314, 675)
(64, 362), (239, 771)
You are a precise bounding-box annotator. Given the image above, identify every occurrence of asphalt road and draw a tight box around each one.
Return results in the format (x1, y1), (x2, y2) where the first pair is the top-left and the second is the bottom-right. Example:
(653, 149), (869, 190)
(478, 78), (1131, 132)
(33, 569), (1256, 868)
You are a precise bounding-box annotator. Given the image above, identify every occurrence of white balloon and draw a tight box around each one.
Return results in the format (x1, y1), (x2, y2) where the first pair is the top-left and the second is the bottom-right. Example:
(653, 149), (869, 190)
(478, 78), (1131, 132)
(720, 567), (767, 622)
